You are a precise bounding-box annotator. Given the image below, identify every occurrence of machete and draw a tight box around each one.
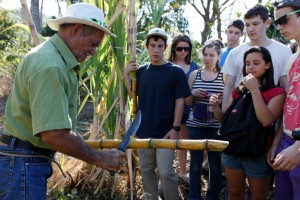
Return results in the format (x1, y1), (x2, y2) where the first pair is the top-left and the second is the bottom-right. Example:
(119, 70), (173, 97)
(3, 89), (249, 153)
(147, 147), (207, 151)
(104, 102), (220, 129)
(110, 110), (141, 176)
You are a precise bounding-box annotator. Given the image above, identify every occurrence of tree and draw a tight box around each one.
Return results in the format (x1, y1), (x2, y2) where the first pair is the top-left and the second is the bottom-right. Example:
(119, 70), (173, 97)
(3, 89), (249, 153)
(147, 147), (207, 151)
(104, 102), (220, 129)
(137, 0), (189, 47)
(30, 0), (41, 33)
(161, 0), (189, 34)
(0, 9), (33, 76)
(188, 0), (235, 44)
(266, 1), (288, 44)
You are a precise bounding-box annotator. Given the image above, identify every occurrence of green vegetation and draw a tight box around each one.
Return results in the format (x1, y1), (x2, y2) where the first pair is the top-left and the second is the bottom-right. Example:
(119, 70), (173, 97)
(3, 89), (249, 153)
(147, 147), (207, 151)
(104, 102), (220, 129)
(0, 9), (33, 77)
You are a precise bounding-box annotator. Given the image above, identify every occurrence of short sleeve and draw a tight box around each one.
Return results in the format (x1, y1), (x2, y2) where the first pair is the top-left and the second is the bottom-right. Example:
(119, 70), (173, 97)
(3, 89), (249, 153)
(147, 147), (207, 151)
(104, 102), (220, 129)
(221, 50), (236, 77)
(174, 68), (191, 99)
(262, 87), (286, 104)
(29, 67), (72, 135)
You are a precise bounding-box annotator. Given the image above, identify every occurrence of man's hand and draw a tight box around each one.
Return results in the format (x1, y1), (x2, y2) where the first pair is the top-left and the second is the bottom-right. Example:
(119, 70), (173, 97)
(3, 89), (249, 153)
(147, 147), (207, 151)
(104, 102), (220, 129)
(124, 62), (139, 98)
(97, 149), (126, 172)
(124, 62), (138, 76)
(273, 142), (300, 171)
(41, 129), (126, 173)
(163, 129), (179, 140)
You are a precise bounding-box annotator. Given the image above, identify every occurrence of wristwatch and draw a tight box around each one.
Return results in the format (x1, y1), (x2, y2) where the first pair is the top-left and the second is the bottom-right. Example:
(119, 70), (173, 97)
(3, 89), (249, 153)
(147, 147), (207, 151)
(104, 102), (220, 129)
(172, 126), (181, 132)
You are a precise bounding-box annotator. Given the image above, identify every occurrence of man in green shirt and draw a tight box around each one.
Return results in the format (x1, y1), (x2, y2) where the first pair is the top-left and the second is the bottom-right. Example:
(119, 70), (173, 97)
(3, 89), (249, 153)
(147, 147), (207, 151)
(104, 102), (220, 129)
(0, 3), (125, 199)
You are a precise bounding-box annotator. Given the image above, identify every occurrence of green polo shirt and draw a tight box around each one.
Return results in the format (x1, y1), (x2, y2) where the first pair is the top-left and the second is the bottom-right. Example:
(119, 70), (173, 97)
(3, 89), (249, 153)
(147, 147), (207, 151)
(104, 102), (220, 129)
(4, 34), (79, 149)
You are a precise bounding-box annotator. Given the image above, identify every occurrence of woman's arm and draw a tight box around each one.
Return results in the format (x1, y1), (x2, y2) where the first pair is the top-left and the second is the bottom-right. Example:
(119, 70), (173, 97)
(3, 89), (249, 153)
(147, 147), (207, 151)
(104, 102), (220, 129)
(251, 89), (285, 127)
(209, 94), (233, 123)
(243, 74), (286, 127)
(185, 70), (197, 106)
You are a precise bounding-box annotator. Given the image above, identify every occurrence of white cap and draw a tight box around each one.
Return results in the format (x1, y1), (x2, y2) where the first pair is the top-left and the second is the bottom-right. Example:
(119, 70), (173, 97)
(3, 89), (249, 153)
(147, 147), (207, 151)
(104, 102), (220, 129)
(146, 28), (168, 40)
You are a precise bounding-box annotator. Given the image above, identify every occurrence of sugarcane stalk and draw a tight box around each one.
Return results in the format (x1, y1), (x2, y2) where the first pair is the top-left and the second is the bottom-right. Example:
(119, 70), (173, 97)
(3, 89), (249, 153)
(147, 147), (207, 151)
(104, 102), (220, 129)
(127, 0), (137, 119)
(86, 139), (229, 151)
(20, 0), (41, 46)
(127, 1), (137, 199)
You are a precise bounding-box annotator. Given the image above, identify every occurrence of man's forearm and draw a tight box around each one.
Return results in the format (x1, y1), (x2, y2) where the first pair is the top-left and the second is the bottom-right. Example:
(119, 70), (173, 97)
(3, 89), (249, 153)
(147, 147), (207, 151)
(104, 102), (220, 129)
(124, 73), (133, 98)
(222, 85), (231, 112)
(173, 98), (184, 126)
(222, 75), (235, 112)
(41, 130), (109, 168)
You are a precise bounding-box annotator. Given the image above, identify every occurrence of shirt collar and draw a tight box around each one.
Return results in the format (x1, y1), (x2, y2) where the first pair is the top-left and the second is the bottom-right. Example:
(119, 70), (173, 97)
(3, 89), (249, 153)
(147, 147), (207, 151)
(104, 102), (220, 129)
(50, 34), (78, 71)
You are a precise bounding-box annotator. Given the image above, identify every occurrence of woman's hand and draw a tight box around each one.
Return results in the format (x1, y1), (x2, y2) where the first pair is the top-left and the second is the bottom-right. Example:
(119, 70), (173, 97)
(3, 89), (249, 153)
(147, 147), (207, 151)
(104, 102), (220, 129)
(242, 74), (260, 92)
(209, 93), (221, 107)
(191, 88), (209, 99)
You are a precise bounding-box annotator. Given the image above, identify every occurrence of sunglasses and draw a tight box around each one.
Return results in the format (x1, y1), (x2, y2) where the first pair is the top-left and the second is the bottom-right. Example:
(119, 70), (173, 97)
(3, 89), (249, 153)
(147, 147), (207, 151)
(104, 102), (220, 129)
(204, 40), (223, 48)
(175, 47), (190, 52)
(274, 9), (300, 27)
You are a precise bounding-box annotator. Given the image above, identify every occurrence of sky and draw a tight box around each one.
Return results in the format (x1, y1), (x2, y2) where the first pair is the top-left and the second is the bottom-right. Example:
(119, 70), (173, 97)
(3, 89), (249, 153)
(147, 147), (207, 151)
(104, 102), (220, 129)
(183, 0), (270, 43)
(2, 0), (271, 43)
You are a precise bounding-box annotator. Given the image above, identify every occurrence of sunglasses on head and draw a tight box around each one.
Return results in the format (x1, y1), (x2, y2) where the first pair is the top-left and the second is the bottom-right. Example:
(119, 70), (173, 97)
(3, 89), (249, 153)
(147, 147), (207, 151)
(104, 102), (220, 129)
(274, 9), (300, 27)
(204, 40), (223, 48)
(175, 47), (190, 52)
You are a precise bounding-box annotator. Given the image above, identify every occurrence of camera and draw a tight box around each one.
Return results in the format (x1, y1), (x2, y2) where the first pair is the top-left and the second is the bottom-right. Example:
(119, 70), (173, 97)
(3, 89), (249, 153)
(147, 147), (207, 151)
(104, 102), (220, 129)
(292, 130), (300, 140)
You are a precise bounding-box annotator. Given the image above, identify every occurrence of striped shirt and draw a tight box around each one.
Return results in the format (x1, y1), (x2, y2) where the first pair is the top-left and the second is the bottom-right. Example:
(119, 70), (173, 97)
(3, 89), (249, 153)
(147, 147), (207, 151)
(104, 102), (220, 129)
(186, 70), (224, 128)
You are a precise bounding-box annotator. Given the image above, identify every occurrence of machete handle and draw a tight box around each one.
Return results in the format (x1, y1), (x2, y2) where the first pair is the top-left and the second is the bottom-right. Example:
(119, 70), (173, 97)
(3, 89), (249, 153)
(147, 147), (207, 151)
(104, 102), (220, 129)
(109, 147), (124, 176)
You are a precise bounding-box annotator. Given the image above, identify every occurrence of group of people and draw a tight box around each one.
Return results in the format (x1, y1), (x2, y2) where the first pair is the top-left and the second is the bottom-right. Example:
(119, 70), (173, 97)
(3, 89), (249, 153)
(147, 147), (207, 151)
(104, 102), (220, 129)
(1, 0), (300, 200)
(125, 1), (300, 200)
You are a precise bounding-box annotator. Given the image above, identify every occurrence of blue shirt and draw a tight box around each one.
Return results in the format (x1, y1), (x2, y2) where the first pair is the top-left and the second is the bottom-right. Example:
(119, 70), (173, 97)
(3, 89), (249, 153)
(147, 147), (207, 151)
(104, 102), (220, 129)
(219, 47), (233, 68)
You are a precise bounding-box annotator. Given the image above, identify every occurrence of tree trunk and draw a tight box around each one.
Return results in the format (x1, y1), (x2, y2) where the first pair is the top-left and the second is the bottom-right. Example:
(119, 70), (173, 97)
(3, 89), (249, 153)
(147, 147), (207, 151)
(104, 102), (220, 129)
(30, 0), (41, 33)
(216, 1), (222, 40)
(56, 0), (62, 17)
(20, 0), (40, 46)
(188, 0), (235, 44)
(40, 0), (43, 26)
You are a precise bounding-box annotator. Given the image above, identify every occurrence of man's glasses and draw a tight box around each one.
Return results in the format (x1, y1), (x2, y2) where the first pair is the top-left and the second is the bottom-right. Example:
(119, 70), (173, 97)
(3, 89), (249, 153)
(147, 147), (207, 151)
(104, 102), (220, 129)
(175, 47), (190, 52)
(274, 9), (300, 27)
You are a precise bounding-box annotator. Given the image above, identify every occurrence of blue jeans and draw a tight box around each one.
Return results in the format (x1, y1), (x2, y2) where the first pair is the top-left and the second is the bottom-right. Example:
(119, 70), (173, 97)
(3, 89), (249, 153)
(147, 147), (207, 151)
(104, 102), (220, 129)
(188, 126), (222, 200)
(0, 137), (52, 200)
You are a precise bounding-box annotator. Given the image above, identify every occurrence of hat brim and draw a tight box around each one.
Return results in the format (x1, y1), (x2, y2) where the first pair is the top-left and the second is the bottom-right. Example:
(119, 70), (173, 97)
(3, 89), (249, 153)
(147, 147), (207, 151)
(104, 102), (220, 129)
(47, 17), (116, 37)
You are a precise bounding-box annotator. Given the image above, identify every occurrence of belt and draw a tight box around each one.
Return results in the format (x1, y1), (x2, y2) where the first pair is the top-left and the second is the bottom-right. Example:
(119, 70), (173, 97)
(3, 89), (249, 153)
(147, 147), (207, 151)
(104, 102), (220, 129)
(0, 134), (55, 158)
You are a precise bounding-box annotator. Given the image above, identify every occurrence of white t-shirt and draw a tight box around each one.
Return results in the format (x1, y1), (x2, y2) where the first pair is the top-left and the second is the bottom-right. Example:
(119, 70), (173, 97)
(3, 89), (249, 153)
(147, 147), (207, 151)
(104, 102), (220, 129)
(222, 40), (292, 87)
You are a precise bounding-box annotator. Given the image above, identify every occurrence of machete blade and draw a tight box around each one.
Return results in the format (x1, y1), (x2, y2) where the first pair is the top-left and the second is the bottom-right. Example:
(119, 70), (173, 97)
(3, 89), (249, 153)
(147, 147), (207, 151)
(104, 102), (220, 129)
(110, 110), (141, 176)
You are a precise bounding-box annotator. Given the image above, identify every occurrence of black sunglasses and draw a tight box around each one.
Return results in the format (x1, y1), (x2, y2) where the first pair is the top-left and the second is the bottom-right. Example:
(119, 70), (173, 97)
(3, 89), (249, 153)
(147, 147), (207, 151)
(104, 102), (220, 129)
(274, 9), (300, 27)
(175, 47), (190, 52)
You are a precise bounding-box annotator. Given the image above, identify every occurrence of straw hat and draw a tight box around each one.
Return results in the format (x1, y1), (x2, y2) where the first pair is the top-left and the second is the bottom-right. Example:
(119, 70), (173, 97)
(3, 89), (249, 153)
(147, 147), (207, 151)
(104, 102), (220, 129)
(47, 3), (116, 37)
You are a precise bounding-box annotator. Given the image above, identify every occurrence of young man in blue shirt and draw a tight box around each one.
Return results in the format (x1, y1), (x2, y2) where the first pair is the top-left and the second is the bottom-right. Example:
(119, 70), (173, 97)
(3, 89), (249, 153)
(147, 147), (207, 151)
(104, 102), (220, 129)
(124, 28), (191, 200)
